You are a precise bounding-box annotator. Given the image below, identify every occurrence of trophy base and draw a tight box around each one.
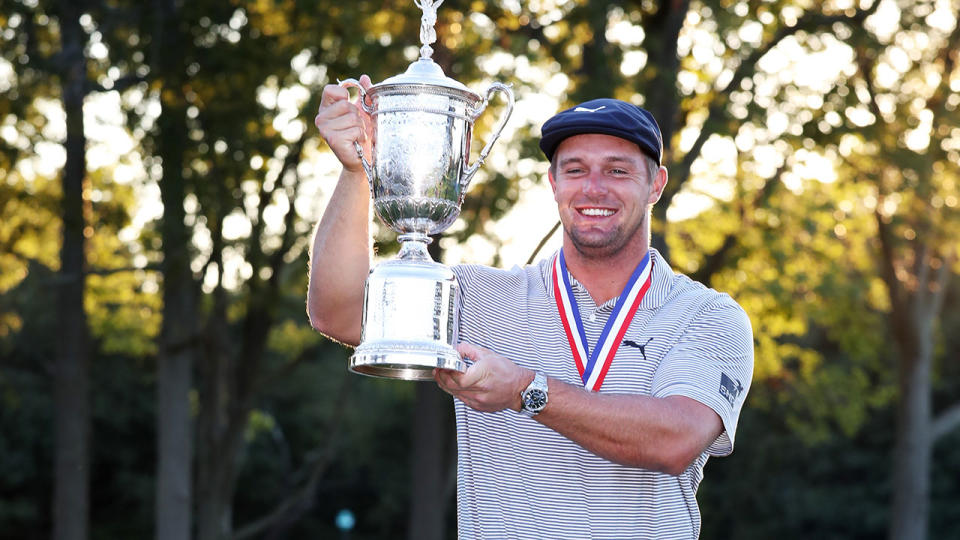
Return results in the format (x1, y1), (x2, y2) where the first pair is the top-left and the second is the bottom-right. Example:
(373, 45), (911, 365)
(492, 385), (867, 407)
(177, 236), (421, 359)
(351, 251), (464, 381)
(350, 340), (466, 381)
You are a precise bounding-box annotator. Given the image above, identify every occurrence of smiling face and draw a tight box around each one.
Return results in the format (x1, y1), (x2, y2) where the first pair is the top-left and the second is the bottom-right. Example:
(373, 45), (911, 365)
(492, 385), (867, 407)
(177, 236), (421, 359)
(548, 133), (667, 261)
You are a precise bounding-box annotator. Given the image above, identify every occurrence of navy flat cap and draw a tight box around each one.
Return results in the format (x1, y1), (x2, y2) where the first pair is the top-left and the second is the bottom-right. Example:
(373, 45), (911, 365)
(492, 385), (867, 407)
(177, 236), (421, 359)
(539, 98), (663, 165)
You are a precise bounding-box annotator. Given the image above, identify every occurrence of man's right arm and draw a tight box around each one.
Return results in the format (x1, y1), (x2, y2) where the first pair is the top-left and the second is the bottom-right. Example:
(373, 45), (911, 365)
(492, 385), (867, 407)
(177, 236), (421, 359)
(307, 76), (375, 346)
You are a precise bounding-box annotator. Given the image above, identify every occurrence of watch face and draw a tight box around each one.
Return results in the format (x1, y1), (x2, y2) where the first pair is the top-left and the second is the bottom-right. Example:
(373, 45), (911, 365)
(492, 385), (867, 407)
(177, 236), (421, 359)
(524, 389), (547, 411)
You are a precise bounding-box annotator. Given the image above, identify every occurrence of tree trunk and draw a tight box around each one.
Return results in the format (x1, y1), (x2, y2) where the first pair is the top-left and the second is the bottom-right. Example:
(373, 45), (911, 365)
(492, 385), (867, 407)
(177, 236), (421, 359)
(407, 383), (453, 540)
(569, 2), (616, 103)
(197, 285), (277, 540)
(155, 0), (195, 535)
(156, 139), (196, 540)
(156, 122), (195, 540)
(196, 446), (238, 540)
(196, 258), (233, 540)
(643, 0), (688, 260)
(52, 3), (90, 539)
(889, 313), (934, 540)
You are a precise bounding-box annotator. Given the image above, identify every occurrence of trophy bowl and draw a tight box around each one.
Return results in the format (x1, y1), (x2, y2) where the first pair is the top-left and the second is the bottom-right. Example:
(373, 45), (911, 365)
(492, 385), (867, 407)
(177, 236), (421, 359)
(341, 62), (513, 237)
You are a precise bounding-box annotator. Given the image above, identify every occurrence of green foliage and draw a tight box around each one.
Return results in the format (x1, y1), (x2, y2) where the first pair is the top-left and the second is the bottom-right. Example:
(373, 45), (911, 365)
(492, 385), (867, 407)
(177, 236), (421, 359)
(700, 401), (895, 539)
(0, 172), (60, 336)
(0, 363), (53, 540)
(233, 341), (425, 539)
(87, 353), (156, 539)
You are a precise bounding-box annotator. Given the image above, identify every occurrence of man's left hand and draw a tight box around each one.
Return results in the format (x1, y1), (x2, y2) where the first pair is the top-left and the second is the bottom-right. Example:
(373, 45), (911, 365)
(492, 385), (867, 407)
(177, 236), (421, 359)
(434, 343), (533, 413)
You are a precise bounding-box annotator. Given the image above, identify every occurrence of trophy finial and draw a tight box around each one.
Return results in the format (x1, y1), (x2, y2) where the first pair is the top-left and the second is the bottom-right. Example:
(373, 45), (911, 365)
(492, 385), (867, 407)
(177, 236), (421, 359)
(414, 0), (444, 60)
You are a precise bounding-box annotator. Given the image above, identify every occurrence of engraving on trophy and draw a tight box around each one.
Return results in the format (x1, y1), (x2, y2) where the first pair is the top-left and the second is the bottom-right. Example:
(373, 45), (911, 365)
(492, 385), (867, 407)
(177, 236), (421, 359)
(446, 288), (456, 343)
(433, 282), (443, 341)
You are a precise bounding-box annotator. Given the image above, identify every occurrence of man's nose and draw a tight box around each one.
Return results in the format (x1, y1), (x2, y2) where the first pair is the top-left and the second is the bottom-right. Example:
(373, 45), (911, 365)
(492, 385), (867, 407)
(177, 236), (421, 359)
(581, 171), (607, 195)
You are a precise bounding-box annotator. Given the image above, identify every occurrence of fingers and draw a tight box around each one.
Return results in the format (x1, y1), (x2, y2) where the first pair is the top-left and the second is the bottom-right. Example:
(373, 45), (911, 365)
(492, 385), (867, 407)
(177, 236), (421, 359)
(317, 74), (372, 115)
(319, 83), (350, 108)
(316, 104), (366, 141)
(315, 85), (362, 131)
(435, 365), (486, 410)
(315, 80), (373, 172)
(450, 343), (489, 387)
(434, 362), (473, 391)
(434, 367), (455, 385)
(456, 342), (482, 361)
(435, 344), (525, 413)
(457, 361), (488, 388)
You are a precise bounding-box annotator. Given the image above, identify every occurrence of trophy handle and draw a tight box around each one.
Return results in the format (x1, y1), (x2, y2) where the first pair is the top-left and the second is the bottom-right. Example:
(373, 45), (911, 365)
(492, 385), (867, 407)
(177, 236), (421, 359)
(461, 82), (515, 189)
(337, 78), (376, 185)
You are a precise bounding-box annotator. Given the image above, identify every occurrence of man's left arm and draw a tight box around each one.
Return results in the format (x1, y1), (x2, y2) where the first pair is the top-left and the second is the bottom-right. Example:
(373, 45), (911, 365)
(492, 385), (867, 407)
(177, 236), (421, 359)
(434, 301), (753, 476)
(436, 343), (721, 475)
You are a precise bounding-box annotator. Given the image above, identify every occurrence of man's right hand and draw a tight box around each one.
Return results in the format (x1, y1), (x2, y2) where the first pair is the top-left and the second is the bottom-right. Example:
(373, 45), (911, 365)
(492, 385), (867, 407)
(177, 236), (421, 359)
(314, 74), (374, 175)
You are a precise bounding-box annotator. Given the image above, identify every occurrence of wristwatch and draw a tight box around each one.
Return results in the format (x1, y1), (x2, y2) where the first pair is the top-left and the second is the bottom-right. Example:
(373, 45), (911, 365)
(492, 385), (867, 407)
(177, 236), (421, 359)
(519, 371), (548, 417)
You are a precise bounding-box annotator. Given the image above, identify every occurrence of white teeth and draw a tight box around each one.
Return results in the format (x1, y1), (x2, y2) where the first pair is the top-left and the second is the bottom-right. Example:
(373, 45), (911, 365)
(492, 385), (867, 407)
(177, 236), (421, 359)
(580, 208), (614, 217)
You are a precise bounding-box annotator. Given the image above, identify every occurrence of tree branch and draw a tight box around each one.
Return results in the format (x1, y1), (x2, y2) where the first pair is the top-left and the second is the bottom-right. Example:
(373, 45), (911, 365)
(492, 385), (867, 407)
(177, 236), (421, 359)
(854, 42), (912, 323)
(855, 44), (885, 128)
(874, 207), (907, 320)
(924, 10), (960, 124)
(85, 74), (148, 94)
(929, 248), (954, 316)
(526, 219), (561, 266)
(915, 241), (932, 301)
(691, 162), (786, 284)
(232, 374), (353, 540)
(23, 9), (58, 74)
(268, 129), (309, 275)
(671, 2), (882, 194)
(86, 263), (161, 276)
(191, 110), (235, 292)
(933, 402), (960, 442)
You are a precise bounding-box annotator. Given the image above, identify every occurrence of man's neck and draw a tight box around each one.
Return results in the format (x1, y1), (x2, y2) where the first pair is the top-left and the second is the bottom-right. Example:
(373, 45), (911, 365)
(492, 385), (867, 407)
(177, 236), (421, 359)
(562, 240), (651, 306)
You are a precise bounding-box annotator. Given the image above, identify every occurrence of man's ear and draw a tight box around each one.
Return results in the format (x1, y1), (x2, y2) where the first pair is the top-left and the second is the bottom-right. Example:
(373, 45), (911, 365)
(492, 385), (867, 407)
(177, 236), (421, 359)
(648, 166), (668, 205)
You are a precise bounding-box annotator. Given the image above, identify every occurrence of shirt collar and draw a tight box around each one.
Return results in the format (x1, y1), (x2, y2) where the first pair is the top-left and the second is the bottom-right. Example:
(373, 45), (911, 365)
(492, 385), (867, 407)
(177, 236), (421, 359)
(540, 248), (674, 311)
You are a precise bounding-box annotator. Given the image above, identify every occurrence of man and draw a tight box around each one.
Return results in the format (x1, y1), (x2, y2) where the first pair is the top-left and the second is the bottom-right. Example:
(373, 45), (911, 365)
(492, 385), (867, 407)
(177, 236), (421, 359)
(309, 76), (754, 539)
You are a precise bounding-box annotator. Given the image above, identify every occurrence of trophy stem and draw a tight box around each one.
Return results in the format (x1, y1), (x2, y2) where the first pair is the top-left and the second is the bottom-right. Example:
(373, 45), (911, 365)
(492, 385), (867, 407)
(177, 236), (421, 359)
(397, 233), (433, 262)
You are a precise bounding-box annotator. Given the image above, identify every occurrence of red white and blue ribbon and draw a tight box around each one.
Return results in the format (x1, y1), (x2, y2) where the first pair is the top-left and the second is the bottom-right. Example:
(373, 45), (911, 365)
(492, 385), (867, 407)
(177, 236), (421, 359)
(552, 249), (653, 391)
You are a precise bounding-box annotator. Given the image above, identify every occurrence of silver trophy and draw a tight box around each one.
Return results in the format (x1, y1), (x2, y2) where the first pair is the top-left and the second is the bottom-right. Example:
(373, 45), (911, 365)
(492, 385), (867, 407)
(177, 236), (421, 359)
(338, 0), (514, 380)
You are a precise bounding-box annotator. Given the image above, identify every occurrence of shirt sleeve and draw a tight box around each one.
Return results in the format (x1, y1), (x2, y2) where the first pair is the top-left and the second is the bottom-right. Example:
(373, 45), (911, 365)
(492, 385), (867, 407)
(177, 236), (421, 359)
(650, 296), (754, 456)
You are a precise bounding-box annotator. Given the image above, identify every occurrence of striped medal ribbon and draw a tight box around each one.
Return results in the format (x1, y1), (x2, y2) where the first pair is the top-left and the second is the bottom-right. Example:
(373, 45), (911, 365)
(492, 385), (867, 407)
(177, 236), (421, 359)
(552, 249), (653, 391)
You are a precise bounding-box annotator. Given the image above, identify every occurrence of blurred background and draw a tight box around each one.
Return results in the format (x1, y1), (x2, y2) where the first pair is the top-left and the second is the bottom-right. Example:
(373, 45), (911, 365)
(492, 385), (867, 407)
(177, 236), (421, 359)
(1, 0), (958, 539)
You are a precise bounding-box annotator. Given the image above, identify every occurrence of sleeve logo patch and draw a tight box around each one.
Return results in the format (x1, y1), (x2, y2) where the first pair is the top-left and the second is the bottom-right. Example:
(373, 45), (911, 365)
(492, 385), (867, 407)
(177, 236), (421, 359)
(719, 373), (744, 408)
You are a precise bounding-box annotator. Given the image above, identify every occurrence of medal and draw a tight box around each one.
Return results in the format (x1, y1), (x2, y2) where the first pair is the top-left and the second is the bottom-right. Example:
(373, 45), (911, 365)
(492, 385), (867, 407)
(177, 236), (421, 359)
(553, 250), (652, 391)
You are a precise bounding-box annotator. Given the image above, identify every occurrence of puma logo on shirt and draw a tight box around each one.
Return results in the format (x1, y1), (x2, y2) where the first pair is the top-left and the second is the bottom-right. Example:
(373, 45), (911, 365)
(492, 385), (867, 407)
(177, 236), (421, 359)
(621, 337), (654, 361)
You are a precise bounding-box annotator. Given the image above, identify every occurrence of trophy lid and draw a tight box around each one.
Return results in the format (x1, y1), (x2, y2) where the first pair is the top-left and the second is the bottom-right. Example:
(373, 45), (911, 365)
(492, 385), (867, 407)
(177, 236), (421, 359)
(379, 58), (471, 92)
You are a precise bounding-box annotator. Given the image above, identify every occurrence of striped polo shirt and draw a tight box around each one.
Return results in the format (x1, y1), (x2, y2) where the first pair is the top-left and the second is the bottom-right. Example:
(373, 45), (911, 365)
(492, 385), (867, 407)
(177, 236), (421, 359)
(450, 248), (754, 539)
